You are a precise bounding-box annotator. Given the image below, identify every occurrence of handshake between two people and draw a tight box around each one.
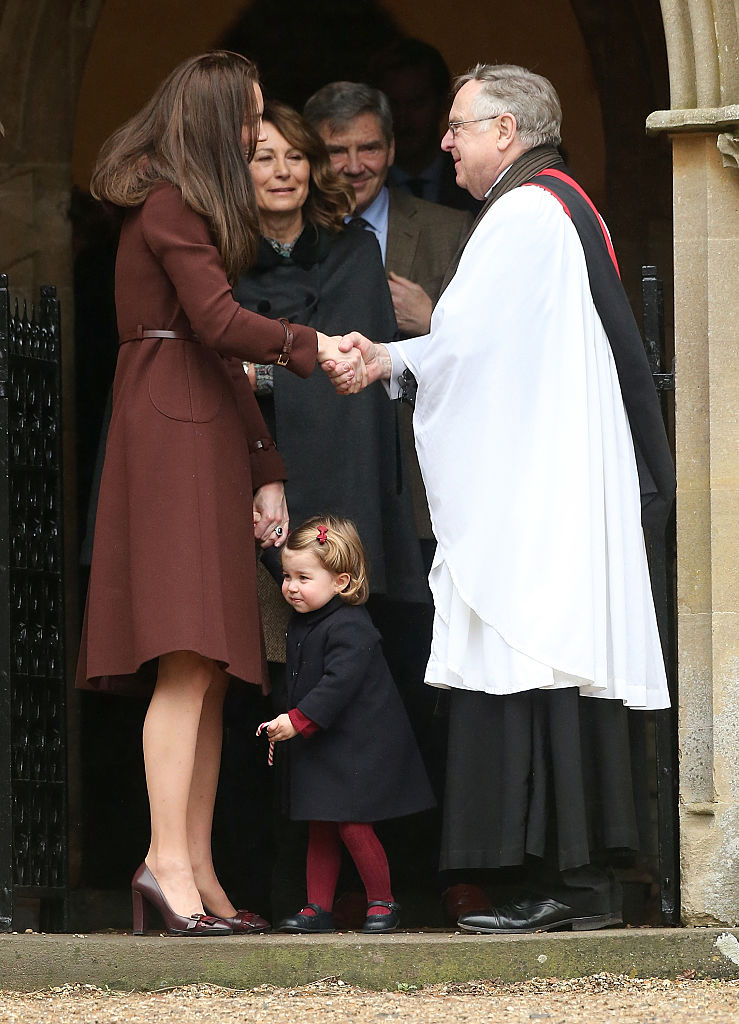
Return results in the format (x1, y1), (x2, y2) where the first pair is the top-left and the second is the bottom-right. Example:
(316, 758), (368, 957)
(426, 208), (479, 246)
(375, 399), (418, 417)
(316, 332), (391, 394)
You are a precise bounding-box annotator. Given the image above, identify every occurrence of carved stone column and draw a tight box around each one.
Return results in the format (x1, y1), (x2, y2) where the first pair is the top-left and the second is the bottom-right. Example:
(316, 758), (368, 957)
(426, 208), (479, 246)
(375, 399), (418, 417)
(649, 0), (739, 926)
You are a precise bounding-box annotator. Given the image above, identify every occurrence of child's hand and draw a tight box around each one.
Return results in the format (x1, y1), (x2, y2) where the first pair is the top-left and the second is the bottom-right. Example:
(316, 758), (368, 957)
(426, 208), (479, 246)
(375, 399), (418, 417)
(266, 714), (298, 741)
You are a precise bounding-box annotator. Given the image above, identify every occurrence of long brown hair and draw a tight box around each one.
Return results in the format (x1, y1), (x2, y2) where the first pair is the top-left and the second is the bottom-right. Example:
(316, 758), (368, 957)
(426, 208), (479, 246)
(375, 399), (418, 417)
(259, 100), (355, 232)
(90, 50), (262, 278)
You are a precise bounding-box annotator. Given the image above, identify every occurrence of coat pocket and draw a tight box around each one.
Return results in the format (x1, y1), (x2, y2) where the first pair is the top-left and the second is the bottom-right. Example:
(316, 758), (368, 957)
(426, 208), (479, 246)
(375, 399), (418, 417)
(148, 340), (223, 422)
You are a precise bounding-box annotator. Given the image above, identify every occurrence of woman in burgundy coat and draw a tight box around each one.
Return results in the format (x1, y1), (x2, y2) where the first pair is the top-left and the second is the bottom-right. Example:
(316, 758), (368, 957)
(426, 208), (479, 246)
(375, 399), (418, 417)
(76, 51), (363, 936)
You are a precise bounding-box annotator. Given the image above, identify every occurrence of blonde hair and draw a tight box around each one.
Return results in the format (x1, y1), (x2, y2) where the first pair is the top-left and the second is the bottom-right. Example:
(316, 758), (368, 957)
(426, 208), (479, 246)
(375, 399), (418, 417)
(90, 50), (261, 280)
(286, 515), (369, 605)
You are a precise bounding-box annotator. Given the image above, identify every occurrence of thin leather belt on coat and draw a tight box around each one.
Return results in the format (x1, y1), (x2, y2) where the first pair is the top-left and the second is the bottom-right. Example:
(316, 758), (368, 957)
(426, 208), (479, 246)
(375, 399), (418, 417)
(120, 326), (198, 345)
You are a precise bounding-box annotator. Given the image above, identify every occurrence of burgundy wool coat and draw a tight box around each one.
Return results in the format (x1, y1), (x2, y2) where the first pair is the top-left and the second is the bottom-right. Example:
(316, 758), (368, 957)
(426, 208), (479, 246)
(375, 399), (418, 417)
(76, 183), (317, 695)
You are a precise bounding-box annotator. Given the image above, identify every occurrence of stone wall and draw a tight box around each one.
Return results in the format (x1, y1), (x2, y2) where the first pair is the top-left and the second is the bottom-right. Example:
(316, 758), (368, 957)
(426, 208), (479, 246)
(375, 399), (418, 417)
(649, 0), (739, 925)
(673, 126), (738, 925)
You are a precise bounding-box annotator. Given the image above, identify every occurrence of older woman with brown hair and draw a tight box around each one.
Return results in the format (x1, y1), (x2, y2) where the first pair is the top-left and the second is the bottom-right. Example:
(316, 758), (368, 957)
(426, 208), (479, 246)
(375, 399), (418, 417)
(232, 102), (428, 926)
(234, 101), (425, 606)
(76, 52), (363, 937)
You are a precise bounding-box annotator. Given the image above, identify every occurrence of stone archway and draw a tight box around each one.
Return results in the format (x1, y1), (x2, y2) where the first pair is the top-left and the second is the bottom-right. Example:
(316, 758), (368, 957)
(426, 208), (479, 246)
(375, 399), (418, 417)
(646, 1), (739, 926)
(0, 0), (103, 302)
(0, 4), (107, 890)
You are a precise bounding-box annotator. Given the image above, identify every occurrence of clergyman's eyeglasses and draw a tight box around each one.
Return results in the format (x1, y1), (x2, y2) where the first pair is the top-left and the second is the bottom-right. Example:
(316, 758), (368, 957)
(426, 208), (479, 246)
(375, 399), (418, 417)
(447, 114), (504, 139)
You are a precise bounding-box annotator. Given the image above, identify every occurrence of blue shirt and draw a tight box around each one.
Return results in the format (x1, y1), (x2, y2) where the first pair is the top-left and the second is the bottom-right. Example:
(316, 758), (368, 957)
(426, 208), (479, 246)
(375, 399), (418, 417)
(345, 186), (390, 264)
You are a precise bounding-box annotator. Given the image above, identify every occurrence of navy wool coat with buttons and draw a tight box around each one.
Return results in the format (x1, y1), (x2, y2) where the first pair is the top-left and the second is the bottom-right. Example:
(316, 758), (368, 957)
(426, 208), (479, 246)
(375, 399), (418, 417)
(282, 596), (435, 822)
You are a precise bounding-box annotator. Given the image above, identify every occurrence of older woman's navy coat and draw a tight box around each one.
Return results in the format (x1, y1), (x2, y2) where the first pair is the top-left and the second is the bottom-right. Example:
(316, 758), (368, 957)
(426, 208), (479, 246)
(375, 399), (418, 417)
(282, 596), (435, 822)
(233, 226), (427, 603)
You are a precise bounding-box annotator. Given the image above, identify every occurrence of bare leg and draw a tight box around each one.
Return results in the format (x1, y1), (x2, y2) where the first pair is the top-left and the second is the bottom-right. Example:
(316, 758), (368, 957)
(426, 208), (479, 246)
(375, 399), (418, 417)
(143, 650), (214, 917)
(187, 664), (237, 917)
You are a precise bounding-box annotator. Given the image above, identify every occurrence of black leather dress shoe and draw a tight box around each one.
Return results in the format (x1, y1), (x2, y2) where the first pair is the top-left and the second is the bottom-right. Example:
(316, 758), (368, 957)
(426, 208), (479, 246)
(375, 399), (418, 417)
(278, 903), (335, 933)
(362, 900), (400, 933)
(458, 894), (618, 934)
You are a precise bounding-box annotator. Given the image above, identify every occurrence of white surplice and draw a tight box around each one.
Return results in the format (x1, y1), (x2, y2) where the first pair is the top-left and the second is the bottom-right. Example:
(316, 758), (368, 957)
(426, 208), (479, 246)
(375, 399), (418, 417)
(389, 184), (669, 710)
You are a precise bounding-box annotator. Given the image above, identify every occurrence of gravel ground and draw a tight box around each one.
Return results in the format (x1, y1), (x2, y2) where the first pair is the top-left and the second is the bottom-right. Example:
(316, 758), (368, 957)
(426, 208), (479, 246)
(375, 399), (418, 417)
(1, 975), (738, 1024)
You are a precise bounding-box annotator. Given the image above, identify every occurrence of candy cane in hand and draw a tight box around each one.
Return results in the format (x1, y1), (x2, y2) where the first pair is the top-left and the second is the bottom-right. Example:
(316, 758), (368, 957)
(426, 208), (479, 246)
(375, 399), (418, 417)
(256, 721), (275, 766)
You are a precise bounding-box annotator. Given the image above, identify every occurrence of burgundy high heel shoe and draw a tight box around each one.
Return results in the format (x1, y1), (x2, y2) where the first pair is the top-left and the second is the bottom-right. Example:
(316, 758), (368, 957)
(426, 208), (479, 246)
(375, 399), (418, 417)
(203, 906), (271, 934)
(131, 862), (233, 936)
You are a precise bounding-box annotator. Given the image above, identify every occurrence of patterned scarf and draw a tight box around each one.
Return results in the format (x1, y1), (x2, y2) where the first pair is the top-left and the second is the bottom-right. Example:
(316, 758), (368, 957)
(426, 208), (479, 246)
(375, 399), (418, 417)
(436, 143), (564, 301)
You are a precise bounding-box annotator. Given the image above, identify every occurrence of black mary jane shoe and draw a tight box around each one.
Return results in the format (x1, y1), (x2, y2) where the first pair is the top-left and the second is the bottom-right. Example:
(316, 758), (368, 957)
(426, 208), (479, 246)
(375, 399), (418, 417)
(278, 903), (335, 933)
(362, 900), (401, 933)
(457, 894), (617, 934)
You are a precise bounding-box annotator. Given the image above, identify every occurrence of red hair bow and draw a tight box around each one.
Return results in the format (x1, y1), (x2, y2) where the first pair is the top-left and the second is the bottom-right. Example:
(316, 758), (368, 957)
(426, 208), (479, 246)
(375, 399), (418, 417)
(316, 526), (328, 544)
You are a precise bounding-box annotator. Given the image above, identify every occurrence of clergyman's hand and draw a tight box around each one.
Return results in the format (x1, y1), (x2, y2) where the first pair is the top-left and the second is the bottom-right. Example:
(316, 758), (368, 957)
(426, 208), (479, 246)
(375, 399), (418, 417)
(316, 332), (366, 393)
(327, 333), (391, 393)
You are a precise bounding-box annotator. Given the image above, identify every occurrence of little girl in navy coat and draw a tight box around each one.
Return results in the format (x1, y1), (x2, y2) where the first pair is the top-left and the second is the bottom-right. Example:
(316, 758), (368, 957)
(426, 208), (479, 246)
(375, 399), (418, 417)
(262, 514), (435, 933)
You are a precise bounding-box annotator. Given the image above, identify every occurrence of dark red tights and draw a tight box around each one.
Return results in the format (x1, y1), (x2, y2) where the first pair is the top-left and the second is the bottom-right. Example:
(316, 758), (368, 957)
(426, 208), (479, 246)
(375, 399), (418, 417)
(303, 820), (393, 917)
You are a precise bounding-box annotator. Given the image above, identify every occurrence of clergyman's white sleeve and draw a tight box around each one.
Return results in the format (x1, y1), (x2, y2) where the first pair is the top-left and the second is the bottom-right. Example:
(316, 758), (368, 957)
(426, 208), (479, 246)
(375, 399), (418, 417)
(384, 336), (429, 400)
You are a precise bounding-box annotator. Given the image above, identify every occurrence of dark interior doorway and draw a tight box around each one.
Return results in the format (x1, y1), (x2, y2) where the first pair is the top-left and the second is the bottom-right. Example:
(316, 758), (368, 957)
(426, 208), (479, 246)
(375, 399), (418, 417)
(70, 0), (675, 932)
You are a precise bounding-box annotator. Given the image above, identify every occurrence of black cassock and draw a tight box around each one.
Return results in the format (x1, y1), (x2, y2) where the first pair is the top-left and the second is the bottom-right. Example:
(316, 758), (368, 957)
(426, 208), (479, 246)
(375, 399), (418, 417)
(440, 162), (675, 876)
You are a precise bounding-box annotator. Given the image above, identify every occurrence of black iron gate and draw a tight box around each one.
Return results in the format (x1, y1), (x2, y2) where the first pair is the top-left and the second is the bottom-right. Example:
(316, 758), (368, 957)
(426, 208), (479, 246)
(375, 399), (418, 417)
(0, 274), (68, 932)
(641, 265), (679, 925)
